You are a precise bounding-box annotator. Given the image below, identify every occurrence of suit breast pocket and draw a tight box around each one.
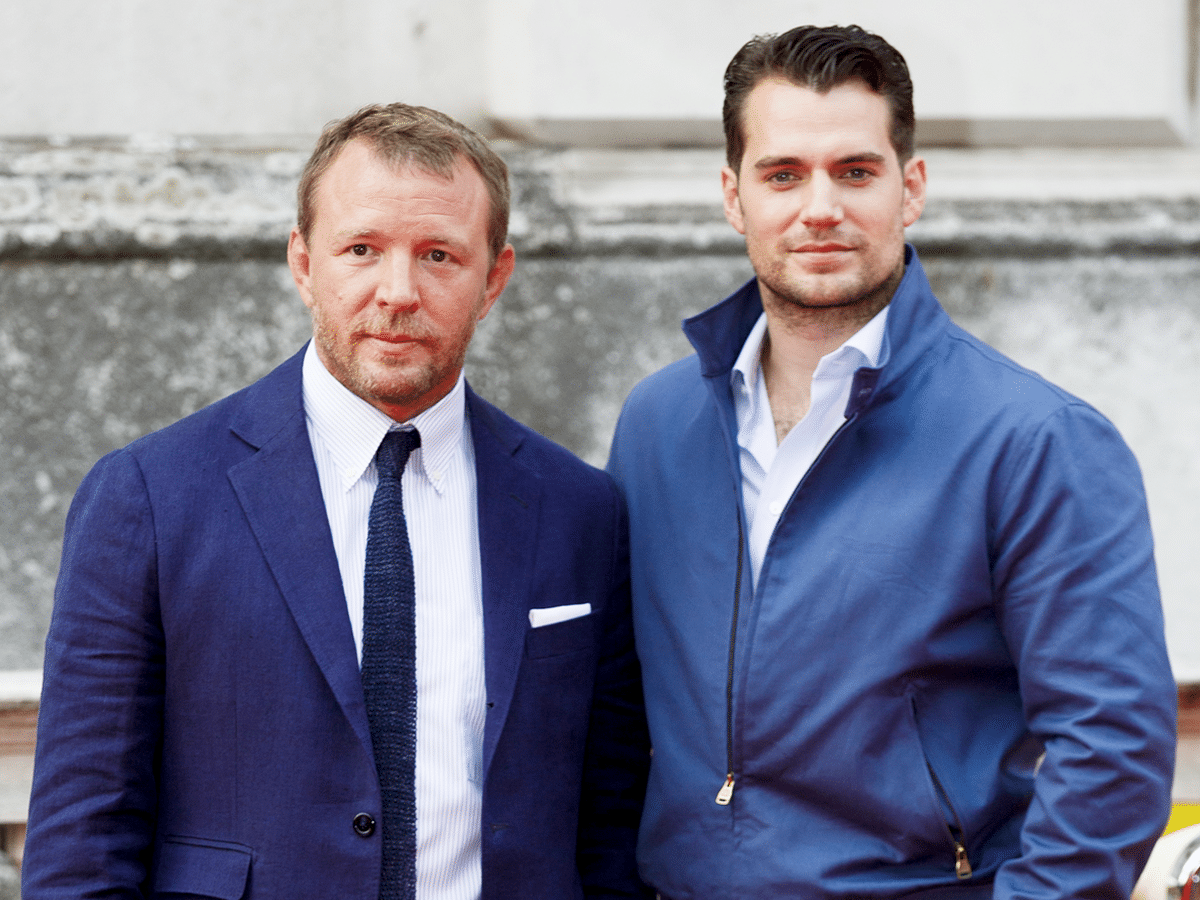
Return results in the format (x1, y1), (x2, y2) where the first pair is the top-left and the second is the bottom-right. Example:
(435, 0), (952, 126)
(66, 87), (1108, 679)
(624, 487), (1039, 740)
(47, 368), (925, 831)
(524, 614), (594, 659)
(153, 836), (252, 899)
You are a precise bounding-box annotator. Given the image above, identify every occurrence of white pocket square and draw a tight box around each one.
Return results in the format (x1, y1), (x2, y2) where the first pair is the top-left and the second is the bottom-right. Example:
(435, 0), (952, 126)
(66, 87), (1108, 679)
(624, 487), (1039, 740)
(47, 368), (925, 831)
(528, 603), (591, 628)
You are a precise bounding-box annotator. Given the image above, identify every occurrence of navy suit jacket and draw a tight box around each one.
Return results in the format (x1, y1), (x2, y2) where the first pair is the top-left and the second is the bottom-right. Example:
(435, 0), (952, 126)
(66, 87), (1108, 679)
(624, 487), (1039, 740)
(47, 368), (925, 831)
(23, 347), (651, 900)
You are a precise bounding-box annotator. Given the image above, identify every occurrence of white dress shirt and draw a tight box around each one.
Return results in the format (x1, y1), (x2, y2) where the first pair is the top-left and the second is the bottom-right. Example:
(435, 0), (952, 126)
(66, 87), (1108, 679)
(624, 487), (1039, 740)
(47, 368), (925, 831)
(302, 343), (485, 900)
(732, 306), (890, 587)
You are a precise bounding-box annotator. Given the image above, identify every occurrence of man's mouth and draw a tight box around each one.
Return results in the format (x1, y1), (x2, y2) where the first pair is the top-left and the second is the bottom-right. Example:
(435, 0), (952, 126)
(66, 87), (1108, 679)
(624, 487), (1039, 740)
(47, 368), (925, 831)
(796, 241), (854, 254)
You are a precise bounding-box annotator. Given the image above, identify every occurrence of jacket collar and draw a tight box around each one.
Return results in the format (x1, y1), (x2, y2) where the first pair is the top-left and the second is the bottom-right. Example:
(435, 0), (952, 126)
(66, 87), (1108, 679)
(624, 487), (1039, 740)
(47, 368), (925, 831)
(682, 244), (950, 416)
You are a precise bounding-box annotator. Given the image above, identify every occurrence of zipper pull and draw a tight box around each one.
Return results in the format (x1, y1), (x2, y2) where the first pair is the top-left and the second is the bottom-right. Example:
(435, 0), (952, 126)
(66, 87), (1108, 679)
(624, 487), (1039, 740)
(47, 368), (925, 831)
(715, 773), (735, 805)
(954, 841), (972, 880)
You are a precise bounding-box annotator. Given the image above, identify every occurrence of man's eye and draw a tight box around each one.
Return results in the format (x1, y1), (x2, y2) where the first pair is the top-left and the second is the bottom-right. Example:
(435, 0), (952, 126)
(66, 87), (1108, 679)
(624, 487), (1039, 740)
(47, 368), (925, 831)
(350, 244), (369, 256)
(428, 249), (448, 262)
(769, 172), (795, 184)
(845, 168), (871, 181)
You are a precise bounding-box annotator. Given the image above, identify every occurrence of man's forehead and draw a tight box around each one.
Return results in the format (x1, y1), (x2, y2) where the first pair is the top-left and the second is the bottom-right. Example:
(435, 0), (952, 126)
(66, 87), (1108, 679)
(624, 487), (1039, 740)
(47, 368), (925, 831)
(304, 140), (491, 246)
(740, 77), (895, 158)
(746, 76), (889, 121)
(323, 139), (468, 187)
(309, 144), (491, 220)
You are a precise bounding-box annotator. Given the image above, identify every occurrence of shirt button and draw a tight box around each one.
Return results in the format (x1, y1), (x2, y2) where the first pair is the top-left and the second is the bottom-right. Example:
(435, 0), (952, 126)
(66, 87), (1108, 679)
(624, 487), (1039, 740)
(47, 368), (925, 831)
(353, 813), (376, 837)
(768, 501), (783, 516)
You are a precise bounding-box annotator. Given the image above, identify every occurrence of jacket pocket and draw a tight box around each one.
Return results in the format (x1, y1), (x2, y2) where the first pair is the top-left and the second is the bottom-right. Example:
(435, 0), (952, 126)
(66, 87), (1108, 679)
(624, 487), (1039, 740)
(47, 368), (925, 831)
(908, 694), (973, 881)
(524, 612), (593, 659)
(154, 836), (252, 899)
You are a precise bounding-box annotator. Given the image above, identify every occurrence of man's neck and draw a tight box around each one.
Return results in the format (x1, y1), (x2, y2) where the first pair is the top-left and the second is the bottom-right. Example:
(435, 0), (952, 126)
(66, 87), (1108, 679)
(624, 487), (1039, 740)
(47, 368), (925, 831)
(759, 266), (901, 443)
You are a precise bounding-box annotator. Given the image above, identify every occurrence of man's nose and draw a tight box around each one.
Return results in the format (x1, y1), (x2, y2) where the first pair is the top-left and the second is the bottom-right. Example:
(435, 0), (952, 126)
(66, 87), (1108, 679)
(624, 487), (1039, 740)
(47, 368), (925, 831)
(376, 254), (419, 308)
(801, 172), (844, 228)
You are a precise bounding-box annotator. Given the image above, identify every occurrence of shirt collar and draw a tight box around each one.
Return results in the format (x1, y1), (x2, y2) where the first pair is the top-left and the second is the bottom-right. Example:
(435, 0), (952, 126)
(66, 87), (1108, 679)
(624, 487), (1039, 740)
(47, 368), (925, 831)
(731, 311), (770, 398)
(839, 301), (890, 372)
(302, 341), (467, 495)
(731, 301), (891, 397)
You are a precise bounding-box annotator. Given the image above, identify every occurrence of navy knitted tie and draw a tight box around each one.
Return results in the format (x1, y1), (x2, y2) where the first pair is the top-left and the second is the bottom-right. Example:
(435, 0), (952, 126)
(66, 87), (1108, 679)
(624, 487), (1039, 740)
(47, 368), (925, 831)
(362, 427), (421, 900)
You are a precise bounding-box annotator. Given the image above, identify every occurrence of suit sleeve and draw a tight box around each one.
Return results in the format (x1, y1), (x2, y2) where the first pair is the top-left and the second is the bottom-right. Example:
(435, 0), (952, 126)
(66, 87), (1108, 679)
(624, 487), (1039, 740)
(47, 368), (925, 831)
(22, 449), (165, 900)
(576, 484), (654, 899)
(989, 404), (1176, 898)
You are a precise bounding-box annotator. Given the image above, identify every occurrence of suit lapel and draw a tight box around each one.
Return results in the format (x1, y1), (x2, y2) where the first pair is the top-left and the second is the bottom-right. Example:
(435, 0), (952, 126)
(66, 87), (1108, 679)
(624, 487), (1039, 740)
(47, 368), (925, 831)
(226, 350), (373, 757)
(468, 388), (542, 778)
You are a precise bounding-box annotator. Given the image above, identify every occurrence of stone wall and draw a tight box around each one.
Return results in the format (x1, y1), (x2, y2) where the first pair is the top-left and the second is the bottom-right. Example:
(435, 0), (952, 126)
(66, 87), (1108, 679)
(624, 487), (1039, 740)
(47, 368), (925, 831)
(2, 140), (1199, 681)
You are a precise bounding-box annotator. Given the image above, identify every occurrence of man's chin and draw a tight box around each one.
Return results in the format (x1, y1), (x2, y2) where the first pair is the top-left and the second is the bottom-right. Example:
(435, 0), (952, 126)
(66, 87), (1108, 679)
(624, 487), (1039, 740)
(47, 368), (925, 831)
(361, 365), (466, 420)
(361, 372), (430, 406)
(769, 280), (865, 310)
(763, 263), (904, 312)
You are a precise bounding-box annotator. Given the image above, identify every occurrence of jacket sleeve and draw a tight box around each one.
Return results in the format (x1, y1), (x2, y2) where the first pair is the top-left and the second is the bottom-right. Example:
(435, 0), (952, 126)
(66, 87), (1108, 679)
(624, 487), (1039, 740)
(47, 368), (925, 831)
(576, 485), (654, 899)
(22, 449), (165, 900)
(989, 403), (1176, 898)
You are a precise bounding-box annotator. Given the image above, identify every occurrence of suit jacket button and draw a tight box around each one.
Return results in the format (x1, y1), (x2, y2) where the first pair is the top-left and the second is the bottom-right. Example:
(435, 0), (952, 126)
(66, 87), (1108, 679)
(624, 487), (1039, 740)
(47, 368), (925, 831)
(353, 813), (376, 837)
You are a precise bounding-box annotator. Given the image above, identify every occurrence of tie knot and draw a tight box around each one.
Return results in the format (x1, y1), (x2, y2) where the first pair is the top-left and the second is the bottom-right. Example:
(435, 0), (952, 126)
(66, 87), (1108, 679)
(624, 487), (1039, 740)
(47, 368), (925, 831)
(375, 428), (421, 481)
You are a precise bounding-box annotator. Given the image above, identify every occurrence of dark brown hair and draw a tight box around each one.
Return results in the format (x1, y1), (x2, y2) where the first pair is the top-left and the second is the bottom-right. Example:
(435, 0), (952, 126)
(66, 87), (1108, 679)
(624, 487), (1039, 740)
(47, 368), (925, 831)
(723, 24), (915, 171)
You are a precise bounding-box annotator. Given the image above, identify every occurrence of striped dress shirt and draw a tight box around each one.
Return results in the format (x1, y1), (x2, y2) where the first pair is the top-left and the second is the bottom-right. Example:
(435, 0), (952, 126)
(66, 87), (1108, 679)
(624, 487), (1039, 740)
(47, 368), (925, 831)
(302, 343), (485, 900)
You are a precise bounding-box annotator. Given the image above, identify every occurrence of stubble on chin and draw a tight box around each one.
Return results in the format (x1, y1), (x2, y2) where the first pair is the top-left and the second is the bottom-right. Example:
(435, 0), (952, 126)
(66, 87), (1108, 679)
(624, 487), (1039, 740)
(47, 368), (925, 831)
(353, 353), (440, 411)
(311, 313), (474, 417)
(758, 256), (905, 330)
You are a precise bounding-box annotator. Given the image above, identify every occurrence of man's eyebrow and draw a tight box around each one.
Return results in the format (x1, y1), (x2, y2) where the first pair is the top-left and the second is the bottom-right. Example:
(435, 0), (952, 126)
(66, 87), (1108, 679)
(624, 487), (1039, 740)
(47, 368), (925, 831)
(837, 152), (888, 166)
(331, 228), (380, 241)
(753, 152), (888, 171)
(753, 155), (806, 171)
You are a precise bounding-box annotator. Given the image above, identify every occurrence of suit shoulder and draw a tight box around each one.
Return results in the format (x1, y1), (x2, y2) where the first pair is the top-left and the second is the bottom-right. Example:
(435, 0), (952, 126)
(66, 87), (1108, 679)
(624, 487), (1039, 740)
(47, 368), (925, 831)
(119, 349), (304, 470)
(125, 387), (241, 451)
(468, 390), (615, 494)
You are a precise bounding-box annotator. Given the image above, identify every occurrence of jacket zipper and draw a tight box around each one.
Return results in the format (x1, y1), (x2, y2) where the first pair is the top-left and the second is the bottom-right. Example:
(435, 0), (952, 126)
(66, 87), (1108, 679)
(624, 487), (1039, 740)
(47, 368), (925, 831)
(715, 511), (744, 806)
(712, 406), (861, 807)
(711, 369), (877, 809)
(925, 760), (973, 879)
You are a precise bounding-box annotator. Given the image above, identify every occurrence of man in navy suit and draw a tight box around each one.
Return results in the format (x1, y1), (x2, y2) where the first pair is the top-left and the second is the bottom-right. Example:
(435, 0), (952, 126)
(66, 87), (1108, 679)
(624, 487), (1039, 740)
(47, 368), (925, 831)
(23, 103), (651, 900)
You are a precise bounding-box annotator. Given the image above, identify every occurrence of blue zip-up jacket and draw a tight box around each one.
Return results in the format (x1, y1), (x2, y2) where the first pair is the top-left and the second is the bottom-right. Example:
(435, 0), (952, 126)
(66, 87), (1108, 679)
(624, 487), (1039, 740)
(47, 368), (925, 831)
(607, 247), (1176, 899)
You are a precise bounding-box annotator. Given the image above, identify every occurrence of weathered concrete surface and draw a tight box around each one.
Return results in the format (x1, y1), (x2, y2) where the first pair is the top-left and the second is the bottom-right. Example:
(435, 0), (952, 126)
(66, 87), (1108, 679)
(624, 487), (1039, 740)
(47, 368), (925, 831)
(1, 141), (1199, 684)
(0, 259), (311, 667)
(0, 853), (16, 900)
(0, 137), (305, 259)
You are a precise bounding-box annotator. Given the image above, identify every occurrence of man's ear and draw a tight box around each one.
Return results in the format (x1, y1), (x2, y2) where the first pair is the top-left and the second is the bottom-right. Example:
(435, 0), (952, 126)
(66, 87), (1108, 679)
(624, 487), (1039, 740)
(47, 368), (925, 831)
(287, 228), (315, 310)
(721, 166), (746, 235)
(901, 157), (927, 228)
(477, 243), (516, 321)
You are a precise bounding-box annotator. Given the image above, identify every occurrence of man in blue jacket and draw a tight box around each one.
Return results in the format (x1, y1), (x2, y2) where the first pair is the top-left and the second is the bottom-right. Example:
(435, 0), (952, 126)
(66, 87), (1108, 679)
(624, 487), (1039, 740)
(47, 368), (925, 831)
(607, 24), (1176, 899)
